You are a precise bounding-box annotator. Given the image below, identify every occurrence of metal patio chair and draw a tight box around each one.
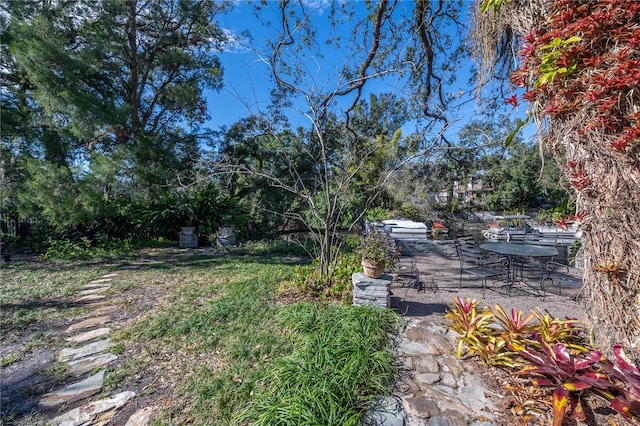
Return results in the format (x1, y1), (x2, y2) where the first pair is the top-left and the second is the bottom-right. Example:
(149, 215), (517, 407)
(455, 237), (506, 298)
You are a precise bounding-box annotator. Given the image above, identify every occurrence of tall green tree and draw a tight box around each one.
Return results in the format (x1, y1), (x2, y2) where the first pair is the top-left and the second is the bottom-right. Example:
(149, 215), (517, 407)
(482, 141), (565, 211)
(218, 115), (313, 236)
(2, 0), (229, 231)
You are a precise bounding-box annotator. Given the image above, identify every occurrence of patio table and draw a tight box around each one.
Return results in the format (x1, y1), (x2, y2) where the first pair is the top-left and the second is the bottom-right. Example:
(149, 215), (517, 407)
(479, 242), (558, 295)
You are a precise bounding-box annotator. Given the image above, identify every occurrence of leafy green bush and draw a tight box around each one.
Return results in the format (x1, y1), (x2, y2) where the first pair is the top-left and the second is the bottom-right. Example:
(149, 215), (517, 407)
(42, 237), (132, 261)
(533, 209), (554, 224)
(98, 198), (149, 241)
(365, 206), (391, 221)
(42, 238), (92, 260)
(282, 251), (360, 303)
(125, 185), (247, 241)
(399, 202), (427, 221)
(0, 234), (17, 254)
(342, 233), (361, 253)
(327, 252), (360, 301)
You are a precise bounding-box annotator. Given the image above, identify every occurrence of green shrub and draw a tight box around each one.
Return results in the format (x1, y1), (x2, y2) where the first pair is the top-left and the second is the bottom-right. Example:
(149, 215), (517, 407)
(42, 237), (132, 261)
(365, 206), (391, 221)
(532, 209), (554, 224)
(342, 233), (360, 253)
(283, 251), (360, 303)
(327, 252), (360, 301)
(42, 238), (92, 260)
(95, 185), (248, 242)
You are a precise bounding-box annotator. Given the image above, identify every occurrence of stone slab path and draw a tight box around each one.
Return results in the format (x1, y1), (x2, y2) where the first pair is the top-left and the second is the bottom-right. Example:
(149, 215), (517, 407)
(67, 354), (119, 376)
(39, 371), (106, 408)
(35, 266), (154, 425)
(51, 391), (136, 426)
(67, 327), (112, 344)
(66, 316), (112, 333)
(76, 294), (107, 303)
(79, 286), (111, 296)
(396, 319), (498, 426)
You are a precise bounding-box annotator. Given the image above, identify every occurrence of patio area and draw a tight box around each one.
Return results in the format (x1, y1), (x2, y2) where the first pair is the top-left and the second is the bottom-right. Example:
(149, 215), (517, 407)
(389, 239), (585, 321)
(386, 240), (590, 425)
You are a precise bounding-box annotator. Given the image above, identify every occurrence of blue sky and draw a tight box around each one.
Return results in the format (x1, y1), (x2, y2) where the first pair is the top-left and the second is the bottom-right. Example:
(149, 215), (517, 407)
(205, 1), (532, 143)
(206, 2), (300, 129)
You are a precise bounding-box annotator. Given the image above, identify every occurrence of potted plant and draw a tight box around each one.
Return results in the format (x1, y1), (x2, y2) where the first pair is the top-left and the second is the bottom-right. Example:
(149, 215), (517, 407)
(357, 228), (400, 278)
(431, 220), (449, 239)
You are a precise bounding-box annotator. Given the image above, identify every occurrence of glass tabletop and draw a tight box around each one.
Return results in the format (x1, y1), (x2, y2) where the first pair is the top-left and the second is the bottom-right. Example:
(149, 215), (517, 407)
(479, 242), (558, 257)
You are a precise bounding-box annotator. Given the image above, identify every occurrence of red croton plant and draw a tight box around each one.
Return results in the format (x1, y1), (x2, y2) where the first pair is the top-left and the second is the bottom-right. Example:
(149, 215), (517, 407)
(501, 0), (640, 352)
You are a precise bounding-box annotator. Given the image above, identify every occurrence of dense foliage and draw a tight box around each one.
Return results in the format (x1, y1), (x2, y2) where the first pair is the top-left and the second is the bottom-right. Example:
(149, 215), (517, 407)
(0, 0), (229, 246)
(1, 0), (575, 297)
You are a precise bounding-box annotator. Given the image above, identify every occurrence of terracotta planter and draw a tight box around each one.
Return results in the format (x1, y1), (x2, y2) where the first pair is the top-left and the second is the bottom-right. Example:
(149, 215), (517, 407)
(362, 259), (384, 279)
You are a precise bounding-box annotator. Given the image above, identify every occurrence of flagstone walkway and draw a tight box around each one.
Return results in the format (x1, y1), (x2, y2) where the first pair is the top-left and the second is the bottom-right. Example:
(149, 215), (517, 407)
(38, 266), (153, 426)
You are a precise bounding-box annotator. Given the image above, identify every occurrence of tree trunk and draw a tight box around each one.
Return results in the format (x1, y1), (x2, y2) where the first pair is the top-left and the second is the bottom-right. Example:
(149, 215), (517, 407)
(576, 154), (640, 350)
(470, 0), (640, 353)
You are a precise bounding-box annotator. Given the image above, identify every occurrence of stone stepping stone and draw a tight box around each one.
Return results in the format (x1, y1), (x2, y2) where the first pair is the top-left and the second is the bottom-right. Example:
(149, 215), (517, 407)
(76, 294), (106, 303)
(67, 327), (111, 344)
(85, 301), (113, 309)
(79, 286), (110, 296)
(125, 407), (153, 426)
(117, 265), (141, 270)
(50, 391), (135, 426)
(398, 341), (430, 356)
(38, 370), (105, 408)
(67, 316), (111, 333)
(86, 408), (117, 426)
(89, 306), (119, 317)
(89, 278), (113, 284)
(67, 353), (118, 376)
(402, 394), (440, 419)
(59, 339), (113, 362)
(83, 282), (112, 289)
(100, 273), (119, 278)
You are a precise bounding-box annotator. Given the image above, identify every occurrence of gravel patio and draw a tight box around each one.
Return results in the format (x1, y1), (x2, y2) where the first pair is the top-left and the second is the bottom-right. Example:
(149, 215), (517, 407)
(389, 239), (585, 321)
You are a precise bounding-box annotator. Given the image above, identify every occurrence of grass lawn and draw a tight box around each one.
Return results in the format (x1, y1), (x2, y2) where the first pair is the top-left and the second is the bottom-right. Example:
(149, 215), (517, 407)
(1, 248), (401, 425)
